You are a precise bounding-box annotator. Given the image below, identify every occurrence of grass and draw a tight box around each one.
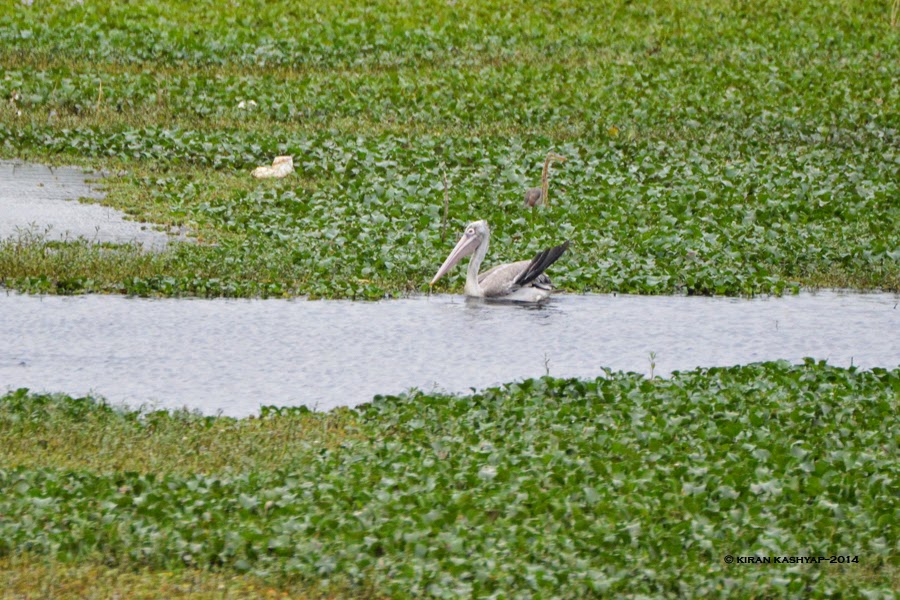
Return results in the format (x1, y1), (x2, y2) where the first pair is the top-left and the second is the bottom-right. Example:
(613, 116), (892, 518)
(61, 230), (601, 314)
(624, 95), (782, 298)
(1, 361), (898, 598)
(0, 554), (371, 599)
(0, 0), (897, 298)
(0, 393), (357, 475)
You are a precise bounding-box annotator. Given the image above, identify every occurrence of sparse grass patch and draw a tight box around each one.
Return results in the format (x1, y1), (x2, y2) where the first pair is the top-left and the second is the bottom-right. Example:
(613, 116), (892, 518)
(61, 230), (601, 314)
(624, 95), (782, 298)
(0, 390), (358, 475)
(0, 554), (373, 599)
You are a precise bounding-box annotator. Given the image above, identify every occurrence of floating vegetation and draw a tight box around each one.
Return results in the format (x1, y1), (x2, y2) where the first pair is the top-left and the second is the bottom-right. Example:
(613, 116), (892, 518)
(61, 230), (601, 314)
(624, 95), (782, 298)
(0, 0), (896, 298)
(1, 5), (897, 597)
(0, 361), (897, 596)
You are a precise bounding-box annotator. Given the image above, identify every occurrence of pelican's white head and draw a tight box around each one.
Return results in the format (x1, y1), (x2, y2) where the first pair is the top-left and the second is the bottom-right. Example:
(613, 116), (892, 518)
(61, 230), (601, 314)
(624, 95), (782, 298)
(430, 220), (490, 286)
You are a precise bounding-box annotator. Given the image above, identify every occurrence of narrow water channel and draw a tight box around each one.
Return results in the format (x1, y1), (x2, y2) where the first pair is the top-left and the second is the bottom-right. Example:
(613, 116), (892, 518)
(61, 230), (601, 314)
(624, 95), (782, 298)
(2, 291), (896, 416)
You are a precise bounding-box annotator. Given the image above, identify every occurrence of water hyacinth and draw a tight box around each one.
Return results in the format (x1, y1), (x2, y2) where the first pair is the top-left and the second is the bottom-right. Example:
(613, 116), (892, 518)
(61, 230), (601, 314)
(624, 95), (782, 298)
(0, 2), (898, 596)
(0, 0), (896, 298)
(1, 361), (898, 597)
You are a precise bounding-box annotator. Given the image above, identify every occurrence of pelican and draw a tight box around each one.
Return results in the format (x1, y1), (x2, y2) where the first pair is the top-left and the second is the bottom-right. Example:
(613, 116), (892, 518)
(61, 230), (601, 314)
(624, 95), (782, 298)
(524, 151), (567, 208)
(430, 220), (569, 302)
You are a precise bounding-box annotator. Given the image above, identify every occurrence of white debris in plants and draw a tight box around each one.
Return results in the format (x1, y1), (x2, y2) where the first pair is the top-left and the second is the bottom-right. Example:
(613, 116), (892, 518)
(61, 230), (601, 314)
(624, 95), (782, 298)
(251, 156), (294, 179)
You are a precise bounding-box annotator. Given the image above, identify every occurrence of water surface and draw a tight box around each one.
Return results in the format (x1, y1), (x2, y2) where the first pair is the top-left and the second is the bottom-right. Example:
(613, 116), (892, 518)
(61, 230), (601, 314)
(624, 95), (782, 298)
(2, 291), (897, 416)
(0, 161), (171, 249)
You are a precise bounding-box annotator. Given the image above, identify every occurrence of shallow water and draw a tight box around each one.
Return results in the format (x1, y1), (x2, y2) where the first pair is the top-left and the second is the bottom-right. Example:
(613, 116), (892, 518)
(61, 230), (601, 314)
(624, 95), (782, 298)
(0, 161), (171, 249)
(2, 291), (897, 416)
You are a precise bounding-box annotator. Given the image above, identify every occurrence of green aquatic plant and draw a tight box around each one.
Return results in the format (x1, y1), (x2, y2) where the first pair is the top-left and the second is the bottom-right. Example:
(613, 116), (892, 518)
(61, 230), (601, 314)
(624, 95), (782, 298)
(0, 0), (897, 298)
(1, 361), (897, 597)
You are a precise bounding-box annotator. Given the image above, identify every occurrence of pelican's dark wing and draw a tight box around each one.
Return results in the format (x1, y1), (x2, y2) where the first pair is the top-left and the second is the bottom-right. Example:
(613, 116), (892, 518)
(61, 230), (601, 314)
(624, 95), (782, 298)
(512, 241), (570, 287)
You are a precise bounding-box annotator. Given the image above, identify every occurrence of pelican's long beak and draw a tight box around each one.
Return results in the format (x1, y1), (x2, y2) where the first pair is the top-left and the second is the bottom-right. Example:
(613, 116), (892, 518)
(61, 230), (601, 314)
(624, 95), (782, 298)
(430, 232), (480, 286)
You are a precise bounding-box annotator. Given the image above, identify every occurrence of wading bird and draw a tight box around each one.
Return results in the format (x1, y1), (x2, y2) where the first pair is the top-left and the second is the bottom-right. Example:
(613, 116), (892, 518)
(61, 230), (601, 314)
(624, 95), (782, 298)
(523, 151), (567, 208)
(430, 220), (569, 302)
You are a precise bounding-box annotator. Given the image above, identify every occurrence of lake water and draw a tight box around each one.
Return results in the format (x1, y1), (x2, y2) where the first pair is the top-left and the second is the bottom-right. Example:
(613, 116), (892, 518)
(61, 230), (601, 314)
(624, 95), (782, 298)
(2, 290), (897, 416)
(0, 161), (172, 249)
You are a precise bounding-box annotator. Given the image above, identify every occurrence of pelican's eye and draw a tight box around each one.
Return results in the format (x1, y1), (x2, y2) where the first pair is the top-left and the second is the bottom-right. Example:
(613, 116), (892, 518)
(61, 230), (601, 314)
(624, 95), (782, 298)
(466, 228), (475, 236)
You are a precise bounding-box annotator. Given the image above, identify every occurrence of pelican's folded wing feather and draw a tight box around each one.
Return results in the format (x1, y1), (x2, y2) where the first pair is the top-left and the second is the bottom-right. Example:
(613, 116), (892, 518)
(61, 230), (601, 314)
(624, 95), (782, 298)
(512, 241), (570, 288)
(478, 260), (530, 297)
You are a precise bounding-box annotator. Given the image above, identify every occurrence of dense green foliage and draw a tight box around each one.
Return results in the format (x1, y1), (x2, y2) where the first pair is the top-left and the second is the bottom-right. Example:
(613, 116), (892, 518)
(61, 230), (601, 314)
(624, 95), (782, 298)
(2, 5), (897, 597)
(1, 0), (897, 297)
(2, 361), (898, 597)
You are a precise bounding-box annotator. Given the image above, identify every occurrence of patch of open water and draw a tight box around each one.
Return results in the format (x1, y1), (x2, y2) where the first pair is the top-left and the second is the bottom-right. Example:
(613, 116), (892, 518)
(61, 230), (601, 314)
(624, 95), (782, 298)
(1, 291), (897, 416)
(0, 161), (172, 249)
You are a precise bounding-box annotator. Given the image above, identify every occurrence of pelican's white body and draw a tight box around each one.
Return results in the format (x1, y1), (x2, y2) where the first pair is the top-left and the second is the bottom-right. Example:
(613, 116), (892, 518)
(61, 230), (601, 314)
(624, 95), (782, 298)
(467, 260), (552, 302)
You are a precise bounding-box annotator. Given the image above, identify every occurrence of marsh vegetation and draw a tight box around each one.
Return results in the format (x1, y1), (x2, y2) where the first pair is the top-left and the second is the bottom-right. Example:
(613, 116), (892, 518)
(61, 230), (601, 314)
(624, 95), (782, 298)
(1, 1), (898, 597)
(2, 362), (898, 597)
(1, 0), (897, 298)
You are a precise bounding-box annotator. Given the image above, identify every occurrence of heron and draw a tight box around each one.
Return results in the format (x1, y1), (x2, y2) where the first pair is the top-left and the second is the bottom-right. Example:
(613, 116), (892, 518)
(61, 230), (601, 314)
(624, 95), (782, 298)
(524, 151), (567, 208)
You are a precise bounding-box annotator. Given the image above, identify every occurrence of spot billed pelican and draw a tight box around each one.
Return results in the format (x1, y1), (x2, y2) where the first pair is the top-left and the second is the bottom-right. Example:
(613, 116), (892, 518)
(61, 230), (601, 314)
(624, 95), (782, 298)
(430, 220), (569, 302)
